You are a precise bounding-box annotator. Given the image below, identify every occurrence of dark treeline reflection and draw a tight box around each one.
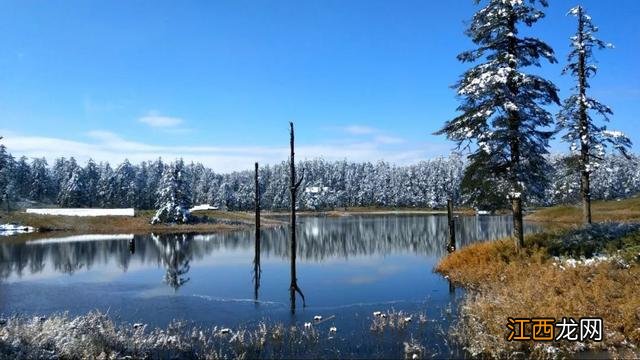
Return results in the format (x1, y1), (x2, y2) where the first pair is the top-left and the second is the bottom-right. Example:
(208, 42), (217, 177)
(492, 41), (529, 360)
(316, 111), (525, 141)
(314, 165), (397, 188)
(0, 215), (539, 282)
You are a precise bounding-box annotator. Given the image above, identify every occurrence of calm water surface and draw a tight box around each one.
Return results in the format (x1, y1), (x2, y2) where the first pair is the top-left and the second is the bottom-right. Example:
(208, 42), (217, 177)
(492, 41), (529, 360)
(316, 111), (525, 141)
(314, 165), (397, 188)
(0, 215), (539, 358)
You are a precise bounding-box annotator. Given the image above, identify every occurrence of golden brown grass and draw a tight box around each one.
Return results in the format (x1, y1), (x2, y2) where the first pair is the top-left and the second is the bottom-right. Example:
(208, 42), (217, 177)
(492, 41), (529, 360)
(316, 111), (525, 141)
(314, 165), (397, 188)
(0, 209), (283, 236)
(437, 231), (640, 358)
(526, 196), (640, 223)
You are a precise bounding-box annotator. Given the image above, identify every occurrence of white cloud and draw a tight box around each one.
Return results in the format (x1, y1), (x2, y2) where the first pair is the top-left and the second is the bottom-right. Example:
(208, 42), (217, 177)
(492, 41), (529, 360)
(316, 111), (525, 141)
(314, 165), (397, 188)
(374, 135), (406, 144)
(339, 125), (407, 145)
(1, 130), (451, 172)
(138, 111), (184, 128)
(342, 125), (377, 135)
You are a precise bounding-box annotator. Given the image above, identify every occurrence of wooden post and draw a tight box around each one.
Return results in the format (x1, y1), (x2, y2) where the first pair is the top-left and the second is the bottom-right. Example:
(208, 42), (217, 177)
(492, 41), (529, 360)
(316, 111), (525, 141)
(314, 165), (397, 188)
(254, 162), (261, 302)
(447, 199), (456, 253)
(289, 122), (305, 312)
(255, 162), (261, 240)
(128, 238), (135, 254)
(511, 196), (524, 252)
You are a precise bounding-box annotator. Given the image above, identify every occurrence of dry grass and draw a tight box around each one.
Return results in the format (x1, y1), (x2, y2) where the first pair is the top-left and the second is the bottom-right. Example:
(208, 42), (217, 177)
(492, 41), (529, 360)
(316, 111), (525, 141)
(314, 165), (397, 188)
(526, 196), (640, 223)
(0, 209), (284, 236)
(437, 229), (640, 358)
(0, 311), (323, 359)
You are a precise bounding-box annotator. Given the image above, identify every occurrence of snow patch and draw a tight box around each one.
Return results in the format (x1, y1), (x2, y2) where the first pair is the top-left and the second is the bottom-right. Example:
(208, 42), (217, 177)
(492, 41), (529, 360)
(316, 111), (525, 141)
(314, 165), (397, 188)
(189, 204), (219, 212)
(26, 208), (135, 217)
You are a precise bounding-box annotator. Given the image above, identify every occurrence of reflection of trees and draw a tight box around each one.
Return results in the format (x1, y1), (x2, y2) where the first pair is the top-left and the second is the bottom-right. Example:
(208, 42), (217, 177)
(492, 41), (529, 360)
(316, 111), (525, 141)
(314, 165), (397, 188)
(152, 234), (192, 291)
(0, 215), (540, 279)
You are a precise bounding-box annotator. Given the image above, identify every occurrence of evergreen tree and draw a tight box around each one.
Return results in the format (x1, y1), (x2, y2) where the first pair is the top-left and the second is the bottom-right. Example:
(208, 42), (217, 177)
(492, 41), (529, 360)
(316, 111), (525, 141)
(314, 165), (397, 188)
(51, 157), (67, 198)
(110, 159), (137, 207)
(13, 156), (32, 198)
(435, 0), (560, 250)
(0, 145), (15, 210)
(152, 159), (192, 224)
(145, 158), (165, 209)
(556, 5), (631, 224)
(58, 165), (85, 207)
(30, 158), (51, 202)
(97, 163), (114, 207)
(57, 158), (85, 207)
(83, 159), (100, 207)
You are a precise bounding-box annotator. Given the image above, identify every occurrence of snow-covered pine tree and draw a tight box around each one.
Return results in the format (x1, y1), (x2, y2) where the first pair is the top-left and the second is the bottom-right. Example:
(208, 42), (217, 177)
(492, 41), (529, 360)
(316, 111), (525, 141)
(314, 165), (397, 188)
(145, 158), (165, 209)
(97, 162), (114, 207)
(110, 159), (137, 207)
(151, 159), (192, 224)
(58, 165), (85, 207)
(435, 0), (559, 250)
(29, 158), (51, 202)
(0, 144), (14, 210)
(556, 5), (631, 224)
(13, 156), (32, 199)
(83, 159), (100, 207)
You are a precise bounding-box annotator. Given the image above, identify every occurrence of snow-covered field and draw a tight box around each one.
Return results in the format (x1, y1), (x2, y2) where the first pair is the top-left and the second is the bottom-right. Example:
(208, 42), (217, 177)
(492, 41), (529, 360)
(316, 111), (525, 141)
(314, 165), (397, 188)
(25, 208), (135, 217)
(0, 224), (37, 236)
(26, 234), (134, 245)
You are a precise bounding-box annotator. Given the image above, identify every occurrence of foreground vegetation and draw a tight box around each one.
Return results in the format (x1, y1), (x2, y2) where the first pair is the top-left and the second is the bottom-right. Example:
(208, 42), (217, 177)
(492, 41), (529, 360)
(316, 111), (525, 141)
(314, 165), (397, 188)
(0, 310), (446, 359)
(438, 198), (640, 358)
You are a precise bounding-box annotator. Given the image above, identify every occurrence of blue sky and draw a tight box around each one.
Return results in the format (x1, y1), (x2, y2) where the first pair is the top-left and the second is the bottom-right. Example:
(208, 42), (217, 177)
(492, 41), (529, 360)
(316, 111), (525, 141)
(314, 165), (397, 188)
(0, 0), (638, 171)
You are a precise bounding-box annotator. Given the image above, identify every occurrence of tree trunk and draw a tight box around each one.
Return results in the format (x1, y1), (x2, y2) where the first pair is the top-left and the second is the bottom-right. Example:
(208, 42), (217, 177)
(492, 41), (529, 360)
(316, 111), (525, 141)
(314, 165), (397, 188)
(446, 199), (456, 252)
(581, 169), (592, 224)
(254, 162), (261, 302)
(577, 7), (592, 225)
(511, 197), (524, 252)
(506, 12), (525, 249)
(289, 122), (305, 312)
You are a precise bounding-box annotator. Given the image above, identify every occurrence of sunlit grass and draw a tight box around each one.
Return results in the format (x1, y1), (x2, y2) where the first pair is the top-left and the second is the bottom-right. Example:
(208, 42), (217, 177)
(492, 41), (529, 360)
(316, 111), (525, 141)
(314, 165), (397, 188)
(437, 222), (640, 358)
(526, 196), (640, 223)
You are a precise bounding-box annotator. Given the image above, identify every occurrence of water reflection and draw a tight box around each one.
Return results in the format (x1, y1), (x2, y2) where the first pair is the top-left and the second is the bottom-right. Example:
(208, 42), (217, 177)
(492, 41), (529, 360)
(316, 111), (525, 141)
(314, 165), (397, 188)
(0, 215), (539, 283)
(152, 234), (192, 291)
(253, 229), (261, 303)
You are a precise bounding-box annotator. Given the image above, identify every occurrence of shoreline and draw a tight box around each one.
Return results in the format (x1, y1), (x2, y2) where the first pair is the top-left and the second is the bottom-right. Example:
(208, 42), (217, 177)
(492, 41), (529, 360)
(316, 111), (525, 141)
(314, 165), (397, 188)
(0, 207), (480, 240)
(0, 209), (286, 241)
(436, 197), (640, 358)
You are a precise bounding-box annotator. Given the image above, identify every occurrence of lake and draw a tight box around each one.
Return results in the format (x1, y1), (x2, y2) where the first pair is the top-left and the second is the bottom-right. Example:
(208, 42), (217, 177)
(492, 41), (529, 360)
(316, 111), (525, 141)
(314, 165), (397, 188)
(0, 214), (540, 358)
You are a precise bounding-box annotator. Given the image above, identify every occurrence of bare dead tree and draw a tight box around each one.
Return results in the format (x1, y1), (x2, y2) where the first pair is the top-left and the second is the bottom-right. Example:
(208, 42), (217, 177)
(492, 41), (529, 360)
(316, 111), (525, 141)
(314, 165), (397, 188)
(446, 199), (456, 253)
(253, 162), (261, 302)
(288, 122), (305, 311)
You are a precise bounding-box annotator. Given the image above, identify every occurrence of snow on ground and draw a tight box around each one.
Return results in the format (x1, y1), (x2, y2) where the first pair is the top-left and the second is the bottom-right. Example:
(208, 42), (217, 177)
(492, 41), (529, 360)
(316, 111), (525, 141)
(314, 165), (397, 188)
(552, 254), (630, 270)
(0, 224), (37, 236)
(26, 208), (135, 217)
(189, 204), (219, 212)
(26, 234), (134, 245)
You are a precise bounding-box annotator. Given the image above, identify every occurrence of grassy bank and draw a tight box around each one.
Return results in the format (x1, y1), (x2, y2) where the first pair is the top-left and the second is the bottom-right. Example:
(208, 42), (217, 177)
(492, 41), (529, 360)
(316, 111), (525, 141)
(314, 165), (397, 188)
(0, 209), (284, 236)
(437, 198), (640, 358)
(526, 196), (640, 223)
